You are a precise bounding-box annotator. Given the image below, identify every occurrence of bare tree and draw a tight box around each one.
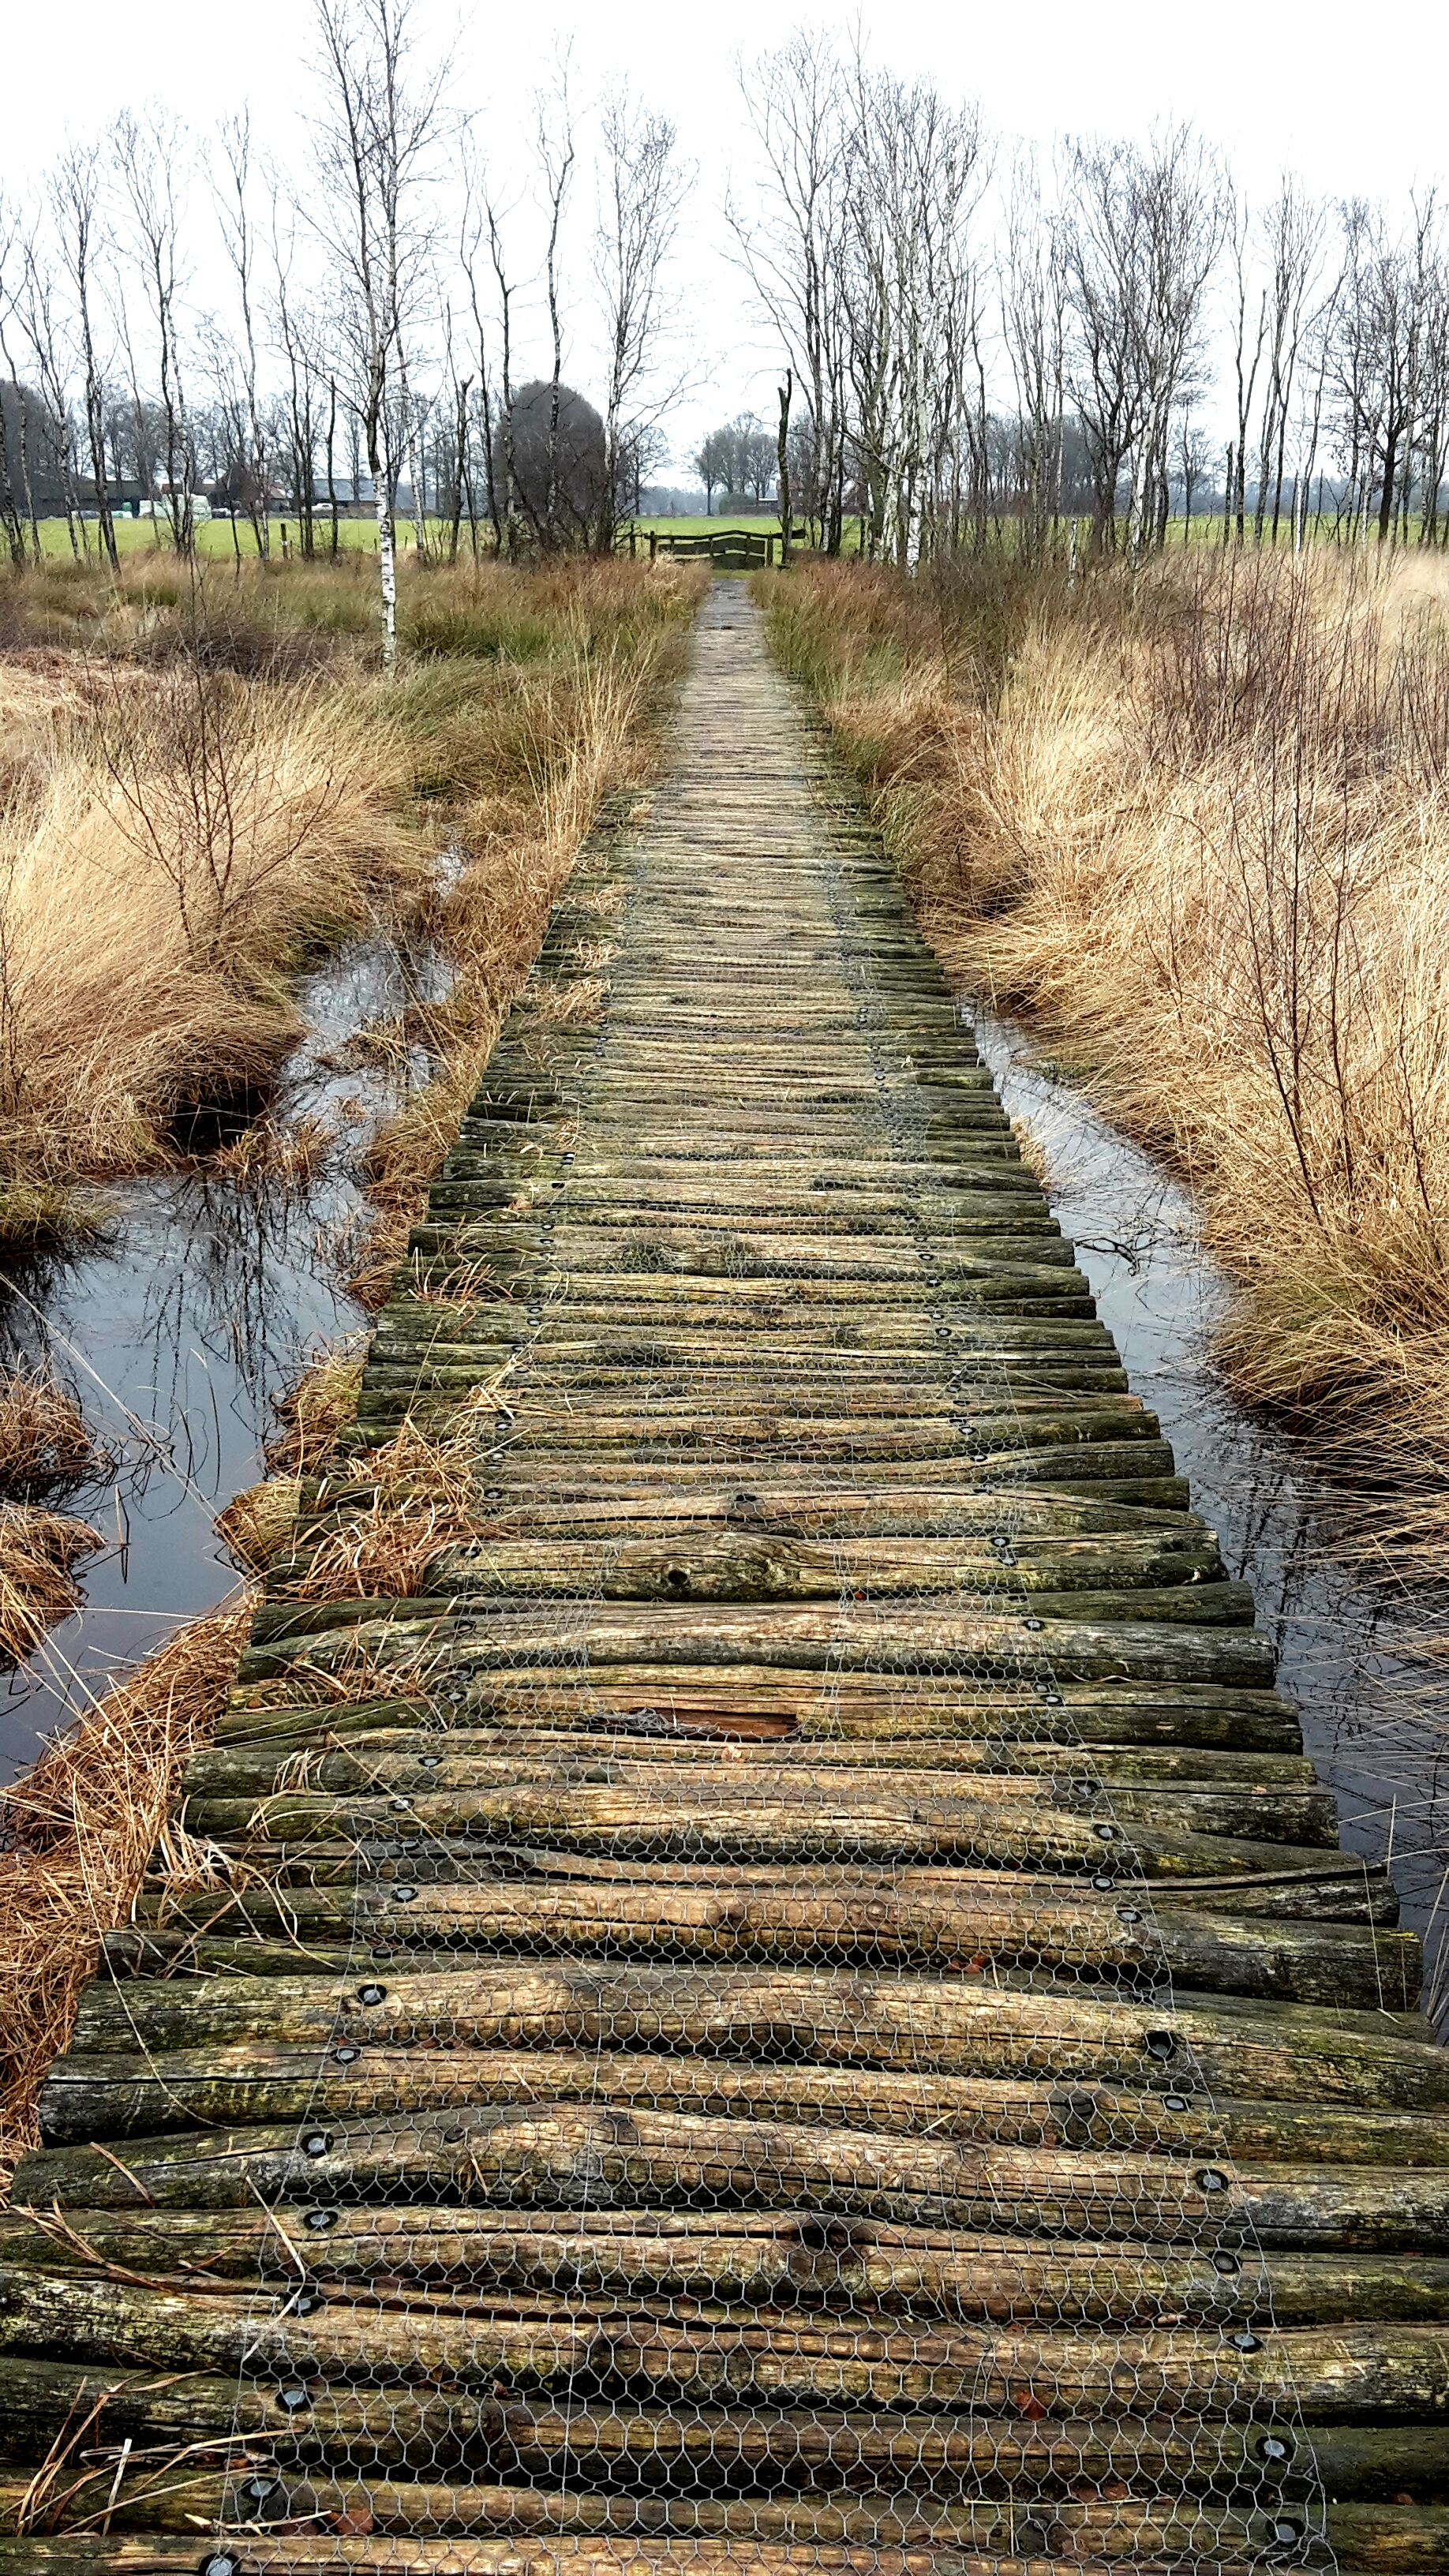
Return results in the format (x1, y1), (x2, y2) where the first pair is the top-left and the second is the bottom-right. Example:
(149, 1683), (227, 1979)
(1222, 188), (1265, 543)
(693, 428), (728, 515)
(1128, 129), (1224, 549)
(458, 133), (512, 553)
(0, 204), (39, 566)
(1059, 136), (1150, 550)
(593, 87), (687, 552)
(1061, 127), (1222, 552)
(1330, 200), (1437, 542)
(214, 113), (271, 558)
(535, 63), (576, 549)
(114, 108), (193, 552)
(310, 0), (449, 665)
(841, 64), (989, 564)
(51, 144), (118, 567)
(1175, 406), (1209, 532)
(1002, 148), (1066, 560)
(1252, 178), (1327, 545)
(732, 36), (852, 555)
(14, 219), (83, 556)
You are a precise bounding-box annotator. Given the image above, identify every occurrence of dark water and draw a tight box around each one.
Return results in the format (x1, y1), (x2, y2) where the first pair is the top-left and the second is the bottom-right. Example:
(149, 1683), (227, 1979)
(975, 1006), (1449, 1977)
(0, 925), (451, 1783)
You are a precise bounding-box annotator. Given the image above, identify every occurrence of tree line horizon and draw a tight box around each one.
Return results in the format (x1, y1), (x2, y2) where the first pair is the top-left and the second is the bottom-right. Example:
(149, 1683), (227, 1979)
(0, 8), (1444, 653)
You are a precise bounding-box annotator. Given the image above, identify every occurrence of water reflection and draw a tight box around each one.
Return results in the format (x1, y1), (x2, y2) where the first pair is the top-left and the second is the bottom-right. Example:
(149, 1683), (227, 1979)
(975, 1008), (1449, 1965)
(0, 923), (451, 1782)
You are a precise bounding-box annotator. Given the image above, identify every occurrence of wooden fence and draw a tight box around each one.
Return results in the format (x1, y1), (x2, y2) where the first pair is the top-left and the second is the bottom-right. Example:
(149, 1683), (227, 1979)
(619, 524), (788, 568)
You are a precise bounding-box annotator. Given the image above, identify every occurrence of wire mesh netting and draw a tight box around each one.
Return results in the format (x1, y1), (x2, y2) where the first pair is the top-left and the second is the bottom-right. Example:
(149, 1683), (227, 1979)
(8, 582), (1442, 2574)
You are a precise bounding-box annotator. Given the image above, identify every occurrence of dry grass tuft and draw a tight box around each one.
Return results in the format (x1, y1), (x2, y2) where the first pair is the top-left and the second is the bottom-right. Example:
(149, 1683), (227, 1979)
(404, 1252), (520, 1309)
(239, 1376), (511, 1603)
(767, 548), (1449, 1559)
(0, 1370), (107, 1663)
(0, 1505), (103, 1662)
(0, 1368), (100, 1498)
(262, 1343), (368, 1479)
(215, 1474), (305, 1571)
(208, 1114), (331, 1189)
(0, 1601), (251, 2181)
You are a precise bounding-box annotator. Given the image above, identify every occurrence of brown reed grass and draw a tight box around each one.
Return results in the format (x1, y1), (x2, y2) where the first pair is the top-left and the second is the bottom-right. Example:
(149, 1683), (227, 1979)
(0, 1601), (252, 2181)
(221, 1374), (511, 1600)
(0, 552), (698, 1234)
(0, 1507), (103, 1664)
(0, 1368), (108, 1664)
(766, 547), (1449, 1557)
(0, 1367), (99, 1498)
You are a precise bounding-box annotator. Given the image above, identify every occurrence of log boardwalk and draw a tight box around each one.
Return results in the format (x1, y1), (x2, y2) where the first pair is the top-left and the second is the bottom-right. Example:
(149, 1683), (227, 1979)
(3, 585), (1447, 2574)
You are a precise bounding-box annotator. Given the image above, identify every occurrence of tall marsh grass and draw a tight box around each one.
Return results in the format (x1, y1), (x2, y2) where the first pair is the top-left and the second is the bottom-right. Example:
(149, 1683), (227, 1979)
(766, 549), (1449, 1554)
(0, 552), (701, 1240)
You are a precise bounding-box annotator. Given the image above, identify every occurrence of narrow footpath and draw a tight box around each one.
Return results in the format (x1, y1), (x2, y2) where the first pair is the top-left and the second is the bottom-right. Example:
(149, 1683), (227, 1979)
(3, 586), (1447, 2574)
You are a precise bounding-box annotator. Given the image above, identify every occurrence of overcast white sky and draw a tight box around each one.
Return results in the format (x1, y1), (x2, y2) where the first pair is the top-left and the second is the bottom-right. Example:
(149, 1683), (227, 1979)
(4, 0), (1442, 474)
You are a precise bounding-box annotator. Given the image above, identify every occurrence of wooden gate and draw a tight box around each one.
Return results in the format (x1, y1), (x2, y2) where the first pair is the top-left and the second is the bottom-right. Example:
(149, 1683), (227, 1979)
(620, 523), (788, 567)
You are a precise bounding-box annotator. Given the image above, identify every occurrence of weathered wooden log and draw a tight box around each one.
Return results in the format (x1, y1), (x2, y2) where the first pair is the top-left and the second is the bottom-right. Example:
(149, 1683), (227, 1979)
(41, 2045), (1449, 2178)
(60, 1973), (1440, 2148)
(0, 2469), (1324, 2550)
(185, 1768), (1333, 1858)
(99, 1878), (1413, 2005)
(1, 2353), (1446, 2508)
(8, 2200), (1447, 2326)
(234, 1597), (1275, 1692)
(432, 1184), (1059, 1238)
(54, 1960), (1449, 2107)
(0, 2253), (1445, 2417)
(1328, 2504), (1449, 2568)
(170, 1802), (1335, 1881)
(182, 1726), (1314, 1798)
(212, 1668), (1303, 1755)
(416, 1530), (1230, 1603)
(0, 2514), (1320, 2576)
(0, 2465), (1435, 2567)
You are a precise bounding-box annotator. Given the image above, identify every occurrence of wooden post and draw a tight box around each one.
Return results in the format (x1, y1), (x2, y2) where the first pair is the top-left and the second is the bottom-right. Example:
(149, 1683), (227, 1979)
(630, 530), (637, 559)
(280, 522), (290, 560)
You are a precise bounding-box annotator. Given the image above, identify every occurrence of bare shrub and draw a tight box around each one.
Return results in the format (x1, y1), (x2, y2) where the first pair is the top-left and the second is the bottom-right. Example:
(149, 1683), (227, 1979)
(0, 650), (426, 1192)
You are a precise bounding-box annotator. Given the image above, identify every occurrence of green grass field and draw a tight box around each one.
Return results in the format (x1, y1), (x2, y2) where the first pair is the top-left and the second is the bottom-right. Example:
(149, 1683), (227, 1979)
(28, 508), (783, 564)
(630, 514), (783, 536)
(30, 512), (405, 560)
(20, 507), (1441, 566)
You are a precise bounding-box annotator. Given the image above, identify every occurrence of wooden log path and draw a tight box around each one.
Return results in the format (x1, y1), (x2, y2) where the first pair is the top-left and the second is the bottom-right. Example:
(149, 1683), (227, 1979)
(3, 583), (1446, 2575)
